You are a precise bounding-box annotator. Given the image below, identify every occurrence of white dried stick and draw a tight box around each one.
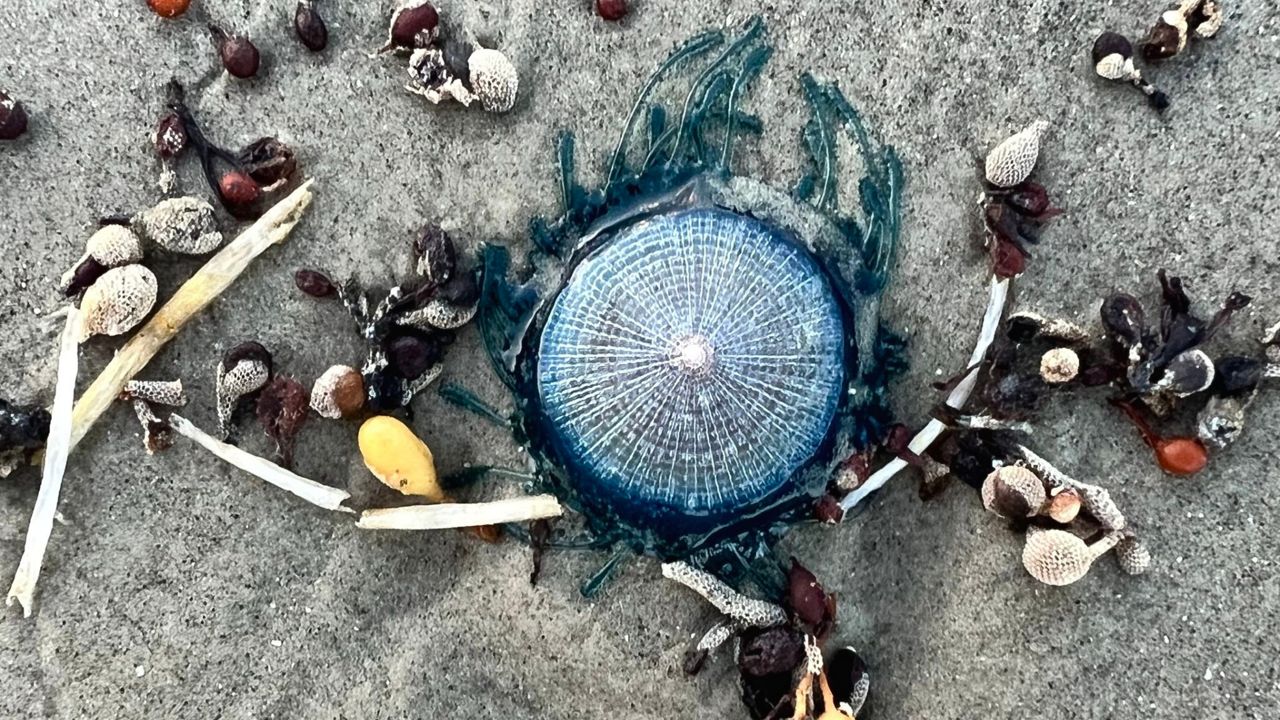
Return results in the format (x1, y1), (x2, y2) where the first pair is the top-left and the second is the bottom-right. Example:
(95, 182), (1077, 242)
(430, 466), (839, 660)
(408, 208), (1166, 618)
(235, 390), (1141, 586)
(169, 413), (353, 513)
(841, 275), (1011, 511)
(67, 181), (315, 453)
(357, 495), (564, 530)
(7, 308), (81, 617)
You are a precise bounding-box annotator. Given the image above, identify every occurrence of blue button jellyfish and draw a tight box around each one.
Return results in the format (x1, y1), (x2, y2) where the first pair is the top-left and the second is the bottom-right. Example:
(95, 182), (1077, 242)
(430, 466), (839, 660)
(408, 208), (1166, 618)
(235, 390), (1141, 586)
(448, 17), (906, 593)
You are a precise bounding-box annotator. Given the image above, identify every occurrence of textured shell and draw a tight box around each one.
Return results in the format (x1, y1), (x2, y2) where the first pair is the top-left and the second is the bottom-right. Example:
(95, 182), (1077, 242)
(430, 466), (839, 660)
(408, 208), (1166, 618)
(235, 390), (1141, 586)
(398, 297), (477, 330)
(1094, 53), (1131, 81)
(133, 196), (223, 254)
(1022, 528), (1091, 586)
(1197, 393), (1247, 449)
(468, 48), (517, 113)
(1115, 536), (1151, 575)
(216, 358), (271, 436)
(1039, 347), (1080, 384)
(59, 225), (146, 292)
(78, 264), (158, 341)
(981, 465), (1046, 518)
(87, 225), (145, 266)
(122, 379), (187, 406)
(1193, 0), (1223, 38)
(537, 208), (845, 521)
(310, 364), (364, 419)
(984, 120), (1050, 188)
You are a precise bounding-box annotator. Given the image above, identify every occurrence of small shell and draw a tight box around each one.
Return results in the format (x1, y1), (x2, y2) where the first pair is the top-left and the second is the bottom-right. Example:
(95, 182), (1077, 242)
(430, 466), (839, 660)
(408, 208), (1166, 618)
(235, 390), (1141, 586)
(406, 48), (476, 106)
(59, 225), (146, 294)
(826, 646), (870, 718)
(85, 225), (144, 266)
(310, 365), (365, 419)
(1100, 293), (1146, 348)
(78, 265), (158, 342)
(1191, 0), (1223, 38)
(385, 1), (439, 51)
(1075, 483), (1126, 531)
(1141, 12), (1188, 61)
(132, 196), (223, 254)
(1039, 347), (1080, 384)
(121, 379), (188, 406)
(1153, 348), (1215, 397)
(397, 298), (477, 330)
(357, 415), (443, 501)
(132, 399), (175, 455)
(1115, 536), (1151, 575)
(984, 120), (1050, 188)
(1095, 54), (1132, 81)
(216, 342), (273, 438)
(468, 48), (518, 113)
(981, 465), (1046, 518)
(1022, 528), (1093, 586)
(1092, 32), (1135, 81)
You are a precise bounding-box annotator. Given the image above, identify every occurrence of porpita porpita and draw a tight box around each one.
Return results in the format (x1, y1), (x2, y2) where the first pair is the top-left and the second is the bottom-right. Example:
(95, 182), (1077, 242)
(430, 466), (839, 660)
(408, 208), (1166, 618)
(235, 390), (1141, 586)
(538, 208), (846, 535)
(449, 17), (907, 592)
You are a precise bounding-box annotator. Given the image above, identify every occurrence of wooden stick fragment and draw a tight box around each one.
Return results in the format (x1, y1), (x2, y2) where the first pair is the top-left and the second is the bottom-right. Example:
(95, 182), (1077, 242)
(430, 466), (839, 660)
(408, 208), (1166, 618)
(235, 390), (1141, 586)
(67, 181), (315, 453)
(7, 308), (80, 617)
(357, 495), (563, 530)
(169, 413), (353, 513)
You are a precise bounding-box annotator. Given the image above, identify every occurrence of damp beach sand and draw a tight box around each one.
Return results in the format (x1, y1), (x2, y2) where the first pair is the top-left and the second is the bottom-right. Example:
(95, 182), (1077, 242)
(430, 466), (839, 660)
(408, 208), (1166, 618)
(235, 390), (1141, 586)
(2, 1), (1279, 718)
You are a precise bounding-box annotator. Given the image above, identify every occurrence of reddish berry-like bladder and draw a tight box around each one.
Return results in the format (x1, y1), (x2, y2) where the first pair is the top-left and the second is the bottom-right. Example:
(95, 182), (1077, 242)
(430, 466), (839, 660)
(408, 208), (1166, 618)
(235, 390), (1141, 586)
(148, 0), (192, 19)
(218, 170), (262, 209)
(596, 0), (627, 21)
(211, 25), (261, 79)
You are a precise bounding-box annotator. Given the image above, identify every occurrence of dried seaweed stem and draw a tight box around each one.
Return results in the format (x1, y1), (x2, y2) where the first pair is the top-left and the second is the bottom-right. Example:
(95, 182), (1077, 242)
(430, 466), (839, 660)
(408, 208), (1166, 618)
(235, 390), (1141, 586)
(169, 413), (352, 513)
(357, 495), (563, 530)
(6, 308), (81, 617)
(841, 275), (1010, 512)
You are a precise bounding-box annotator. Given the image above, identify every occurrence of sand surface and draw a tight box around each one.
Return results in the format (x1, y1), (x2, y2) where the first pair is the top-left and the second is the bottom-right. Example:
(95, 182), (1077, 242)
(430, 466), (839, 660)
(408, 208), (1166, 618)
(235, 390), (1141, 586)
(2, 1), (1279, 718)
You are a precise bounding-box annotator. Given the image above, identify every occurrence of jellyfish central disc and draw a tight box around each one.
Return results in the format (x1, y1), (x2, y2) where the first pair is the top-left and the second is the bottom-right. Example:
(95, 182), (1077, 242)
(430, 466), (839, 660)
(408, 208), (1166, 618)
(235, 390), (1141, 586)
(537, 208), (846, 522)
(669, 334), (715, 377)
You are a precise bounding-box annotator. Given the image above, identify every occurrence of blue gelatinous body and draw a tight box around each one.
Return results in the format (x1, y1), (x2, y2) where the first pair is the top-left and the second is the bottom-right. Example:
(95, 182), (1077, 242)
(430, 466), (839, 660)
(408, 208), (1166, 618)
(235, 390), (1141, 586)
(467, 17), (907, 582)
(538, 208), (845, 524)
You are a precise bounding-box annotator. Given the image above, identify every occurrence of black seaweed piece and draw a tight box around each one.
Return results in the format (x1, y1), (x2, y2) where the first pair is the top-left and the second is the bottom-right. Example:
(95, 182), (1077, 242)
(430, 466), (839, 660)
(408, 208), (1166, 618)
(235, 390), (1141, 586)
(738, 625), (805, 720)
(0, 399), (51, 453)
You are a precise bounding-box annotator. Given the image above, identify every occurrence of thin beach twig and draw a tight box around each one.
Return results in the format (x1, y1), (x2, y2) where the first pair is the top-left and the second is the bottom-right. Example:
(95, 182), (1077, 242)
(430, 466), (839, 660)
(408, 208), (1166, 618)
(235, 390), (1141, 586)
(841, 275), (1011, 512)
(169, 413), (353, 513)
(357, 495), (563, 530)
(7, 308), (81, 617)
